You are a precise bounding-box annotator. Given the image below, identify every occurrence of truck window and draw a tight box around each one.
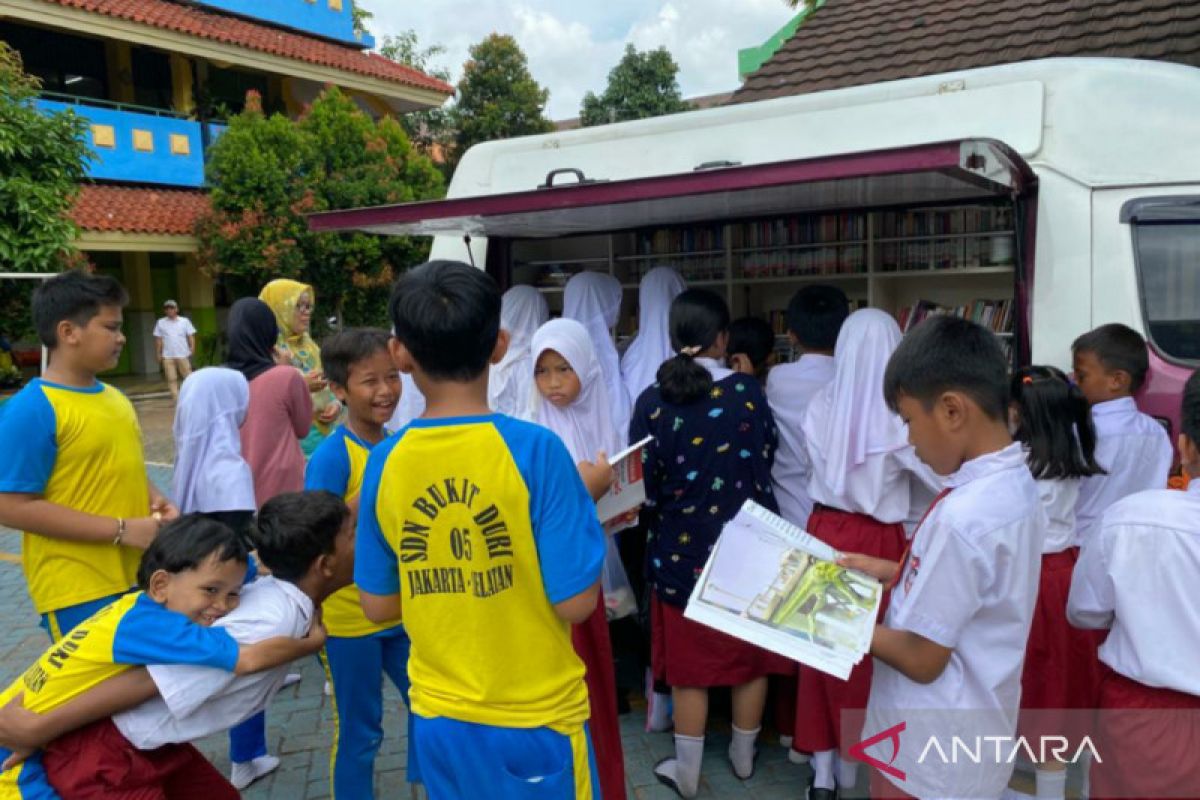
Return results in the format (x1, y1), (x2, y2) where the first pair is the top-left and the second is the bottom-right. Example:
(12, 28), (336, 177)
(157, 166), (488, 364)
(1134, 221), (1200, 363)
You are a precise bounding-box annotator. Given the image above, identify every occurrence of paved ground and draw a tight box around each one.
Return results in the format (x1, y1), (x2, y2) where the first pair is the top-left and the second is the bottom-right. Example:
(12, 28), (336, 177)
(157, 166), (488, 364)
(0, 395), (817, 799)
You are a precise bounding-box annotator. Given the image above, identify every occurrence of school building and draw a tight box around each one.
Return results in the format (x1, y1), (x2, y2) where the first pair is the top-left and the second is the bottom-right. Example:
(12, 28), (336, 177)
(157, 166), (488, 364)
(0, 0), (452, 375)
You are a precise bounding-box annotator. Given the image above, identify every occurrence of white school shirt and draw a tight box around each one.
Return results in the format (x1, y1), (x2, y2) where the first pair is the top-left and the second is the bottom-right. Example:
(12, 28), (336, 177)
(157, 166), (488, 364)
(113, 577), (313, 749)
(1067, 481), (1200, 696)
(152, 316), (196, 359)
(766, 354), (835, 528)
(864, 443), (1043, 800)
(1074, 397), (1172, 546)
(1037, 477), (1080, 555)
(805, 440), (941, 525)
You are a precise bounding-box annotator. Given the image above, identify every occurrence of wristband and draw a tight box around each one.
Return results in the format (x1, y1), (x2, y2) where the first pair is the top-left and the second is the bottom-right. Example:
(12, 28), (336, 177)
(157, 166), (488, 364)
(113, 517), (126, 546)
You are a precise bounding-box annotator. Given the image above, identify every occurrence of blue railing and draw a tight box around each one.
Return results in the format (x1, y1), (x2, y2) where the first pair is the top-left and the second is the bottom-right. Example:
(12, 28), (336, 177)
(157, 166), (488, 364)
(34, 98), (230, 188)
(189, 0), (374, 49)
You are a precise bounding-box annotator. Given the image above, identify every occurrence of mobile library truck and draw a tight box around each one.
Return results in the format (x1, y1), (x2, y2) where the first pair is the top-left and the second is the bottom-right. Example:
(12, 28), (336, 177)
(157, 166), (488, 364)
(310, 57), (1200, 441)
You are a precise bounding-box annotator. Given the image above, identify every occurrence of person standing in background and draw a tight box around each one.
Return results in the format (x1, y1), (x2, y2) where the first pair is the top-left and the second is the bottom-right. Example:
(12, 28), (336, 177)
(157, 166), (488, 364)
(259, 280), (341, 456)
(621, 266), (687, 403)
(488, 285), (549, 419)
(153, 300), (196, 402)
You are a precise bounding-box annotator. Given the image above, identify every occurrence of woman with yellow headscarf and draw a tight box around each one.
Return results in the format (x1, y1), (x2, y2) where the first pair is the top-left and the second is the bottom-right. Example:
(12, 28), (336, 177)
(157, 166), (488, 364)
(259, 279), (342, 455)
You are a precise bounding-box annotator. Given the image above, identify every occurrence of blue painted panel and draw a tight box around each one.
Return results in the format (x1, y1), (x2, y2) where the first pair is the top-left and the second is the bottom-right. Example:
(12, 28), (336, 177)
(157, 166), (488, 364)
(35, 100), (206, 187)
(190, 0), (374, 49)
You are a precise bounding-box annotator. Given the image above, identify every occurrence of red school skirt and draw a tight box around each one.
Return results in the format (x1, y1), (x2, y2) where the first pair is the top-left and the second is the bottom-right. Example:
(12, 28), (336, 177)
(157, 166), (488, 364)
(1090, 666), (1200, 800)
(794, 505), (906, 755)
(43, 718), (239, 800)
(1018, 549), (1101, 743)
(573, 592), (627, 800)
(651, 593), (792, 688)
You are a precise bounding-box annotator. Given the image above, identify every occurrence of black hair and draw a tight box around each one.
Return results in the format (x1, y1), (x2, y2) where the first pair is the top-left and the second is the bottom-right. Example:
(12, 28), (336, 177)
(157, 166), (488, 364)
(884, 315), (1009, 420)
(1182, 370), (1200, 447)
(32, 270), (129, 348)
(136, 514), (249, 590)
(321, 328), (393, 388)
(250, 490), (349, 583)
(388, 260), (501, 382)
(1010, 366), (1105, 480)
(1071, 323), (1150, 392)
(727, 316), (775, 372)
(657, 289), (731, 405)
(786, 285), (850, 351)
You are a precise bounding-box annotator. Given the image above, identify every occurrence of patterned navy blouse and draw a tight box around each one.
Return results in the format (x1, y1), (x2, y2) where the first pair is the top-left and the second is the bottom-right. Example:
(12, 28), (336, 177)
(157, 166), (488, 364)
(630, 373), (779, 607)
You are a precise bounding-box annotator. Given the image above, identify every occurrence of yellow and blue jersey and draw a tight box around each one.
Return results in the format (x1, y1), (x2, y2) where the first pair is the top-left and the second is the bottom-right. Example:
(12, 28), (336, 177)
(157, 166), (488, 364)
(0, 591), (241, 799)
(306, 425), (400, 638)
(0, 379), (148, 615)
(355, 413), (605, 733)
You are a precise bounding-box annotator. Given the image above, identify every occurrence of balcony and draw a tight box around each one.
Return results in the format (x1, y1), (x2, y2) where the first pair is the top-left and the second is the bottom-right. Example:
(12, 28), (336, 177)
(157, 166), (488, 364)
(189, 0), (375, 49)
(34, 95), (227, 189)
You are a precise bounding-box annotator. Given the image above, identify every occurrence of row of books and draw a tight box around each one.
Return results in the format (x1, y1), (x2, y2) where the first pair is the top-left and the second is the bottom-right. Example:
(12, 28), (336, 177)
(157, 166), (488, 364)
(738, 246), (868, 279)
(628, 257), (726, 282)
(878, 207), (1013, 239)
(636, 226), (724, 255)
(896, 298), (1014, 335)
(731, 213), (867, 250)
(878, 235), (1015, 272)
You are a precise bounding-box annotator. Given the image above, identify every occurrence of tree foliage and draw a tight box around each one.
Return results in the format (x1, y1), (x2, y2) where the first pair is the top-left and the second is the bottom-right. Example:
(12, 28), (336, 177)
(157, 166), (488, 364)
(195, 87), (444, 329)
(0, 42), (90, 341)
(451, 34), (553, 166)
(580, 44), (692, 127)
(378, 30), (455, 158)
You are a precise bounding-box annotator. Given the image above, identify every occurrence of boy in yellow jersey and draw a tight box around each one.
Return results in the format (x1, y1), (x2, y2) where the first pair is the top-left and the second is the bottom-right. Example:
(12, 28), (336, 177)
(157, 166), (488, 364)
(0, 271), (177, 641)
(0, 514), (324, 800)
(305, 328), (418, 798)
(355, 261), (607, 800)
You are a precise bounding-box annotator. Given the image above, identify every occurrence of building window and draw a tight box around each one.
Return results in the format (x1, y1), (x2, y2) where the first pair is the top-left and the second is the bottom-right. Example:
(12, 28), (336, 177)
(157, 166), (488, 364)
(199, 64), (282, 119)
(132, 47), (174, 111)
(1129, 198), (1200, 363)
(0, 22), (108, 101)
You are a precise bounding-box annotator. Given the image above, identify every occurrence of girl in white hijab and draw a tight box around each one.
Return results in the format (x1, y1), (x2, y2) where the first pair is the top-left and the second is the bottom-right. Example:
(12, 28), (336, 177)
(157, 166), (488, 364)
(563, 270), (631, 443)
(530, 316), (628, 800)
(171, 366), (257, 525)
(795, 308), (941, 797)
(620, 267), (687, 404)
(488, 285), (549, 419)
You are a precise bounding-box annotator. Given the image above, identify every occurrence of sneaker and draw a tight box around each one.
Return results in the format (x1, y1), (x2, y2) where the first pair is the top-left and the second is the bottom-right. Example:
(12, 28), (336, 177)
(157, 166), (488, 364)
(230, 754), (280, 790)
(789, 748), (812, 765)
(780, 735), (793, 749)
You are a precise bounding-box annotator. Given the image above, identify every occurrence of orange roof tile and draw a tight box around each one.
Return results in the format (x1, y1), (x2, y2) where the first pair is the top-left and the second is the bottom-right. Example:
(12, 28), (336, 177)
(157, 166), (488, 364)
(36, 0), (454, 96)
(71, 184), (209, 236)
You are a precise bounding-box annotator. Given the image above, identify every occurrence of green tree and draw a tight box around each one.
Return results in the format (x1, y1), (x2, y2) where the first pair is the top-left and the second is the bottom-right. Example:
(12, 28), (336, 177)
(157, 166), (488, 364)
(0, 42), (90, 341)
(580, 44), (692, 127)
(378, 29), (455, 157)
(451, 34), (552, 166)
(196, 87), (444, 329)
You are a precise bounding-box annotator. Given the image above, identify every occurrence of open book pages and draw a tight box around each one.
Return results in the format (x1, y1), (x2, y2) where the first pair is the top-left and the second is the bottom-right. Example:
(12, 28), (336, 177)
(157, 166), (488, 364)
(596, 435), (654, 525)
(684, 500), (882, 680)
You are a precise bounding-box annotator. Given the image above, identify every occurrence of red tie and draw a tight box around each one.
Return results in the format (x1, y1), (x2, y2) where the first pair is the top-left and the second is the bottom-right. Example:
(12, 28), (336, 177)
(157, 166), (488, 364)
(888, 487), (953, 591)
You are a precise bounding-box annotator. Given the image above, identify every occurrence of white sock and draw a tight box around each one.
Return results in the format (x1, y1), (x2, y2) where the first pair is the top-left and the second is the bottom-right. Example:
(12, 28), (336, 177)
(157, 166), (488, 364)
(835, 750), (858, 789)
(654, 734), (704, 798)
(728, 725), (759, 779)
(1036, 768), (1068, 800)
(812, 749), (835, 791)
(648, 692), (674, 732)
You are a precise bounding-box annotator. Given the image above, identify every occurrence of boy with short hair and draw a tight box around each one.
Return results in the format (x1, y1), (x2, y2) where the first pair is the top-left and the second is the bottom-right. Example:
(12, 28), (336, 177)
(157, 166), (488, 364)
(840, 316), (1043, 799)
(727, 316), (776, 384)
(306, 328), (417, 799)
(355, 260), (607, 799)
(1066, 369), (1200, 800)
(0, 514), (323, 798)
(153, 299), (196, 402)
(1071, 323), (1173, 545)
(0, 270), (177, 641)
(766, 285), (850, 528)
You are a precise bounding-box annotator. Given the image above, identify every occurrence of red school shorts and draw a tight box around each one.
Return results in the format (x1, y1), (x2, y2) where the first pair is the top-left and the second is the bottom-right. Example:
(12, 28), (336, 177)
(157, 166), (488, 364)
(42, 718), (239, 800)
(794, 505), (906, 755)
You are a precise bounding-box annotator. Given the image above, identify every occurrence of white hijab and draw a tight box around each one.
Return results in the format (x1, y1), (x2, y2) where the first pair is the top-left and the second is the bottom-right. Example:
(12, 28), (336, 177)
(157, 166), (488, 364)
(564, 271), (631, 441)
(621, 267), (687, 403)
(802, 308), (909, 496)
(531, 318), (623, 464)
(171, 367), (257, 514)
(489, 286), (549, 420)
